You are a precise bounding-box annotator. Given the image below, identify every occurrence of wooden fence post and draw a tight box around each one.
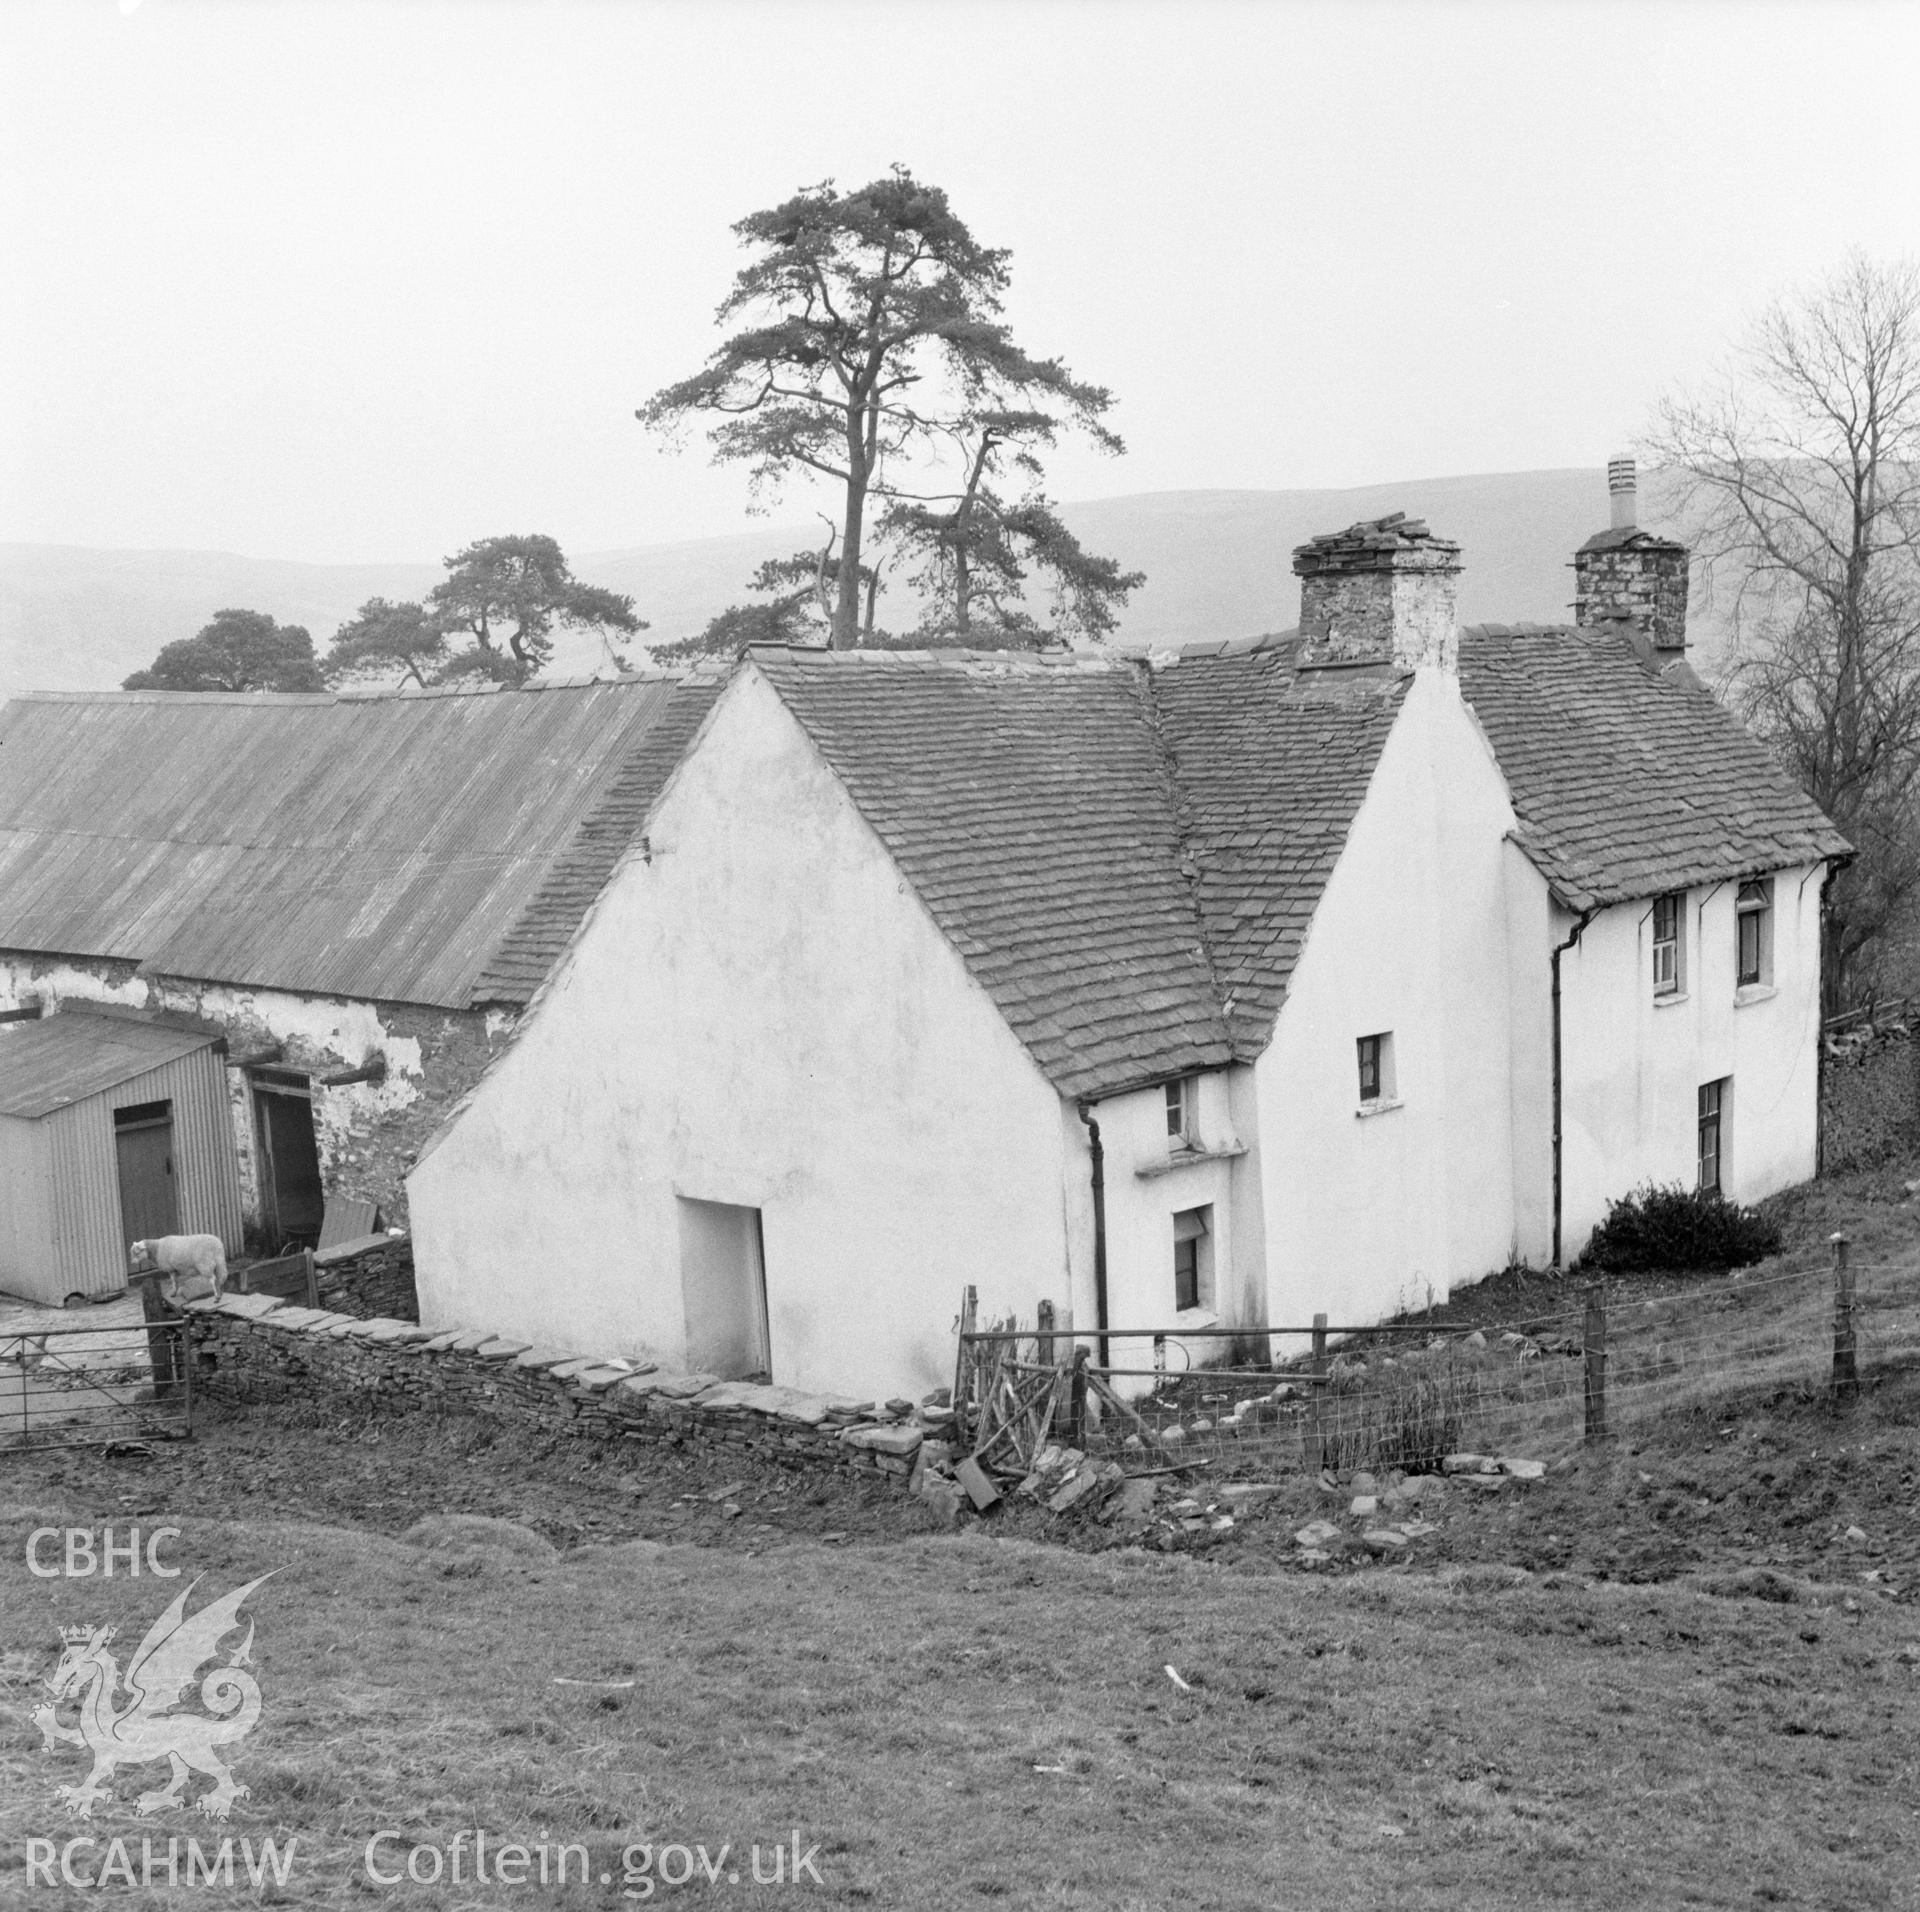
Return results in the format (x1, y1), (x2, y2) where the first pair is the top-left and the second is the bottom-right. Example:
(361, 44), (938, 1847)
(1069, 1346), (1090, 1450)
(1583, 1282), (1608, 1444)
(952, 1284), (977, 1442)
(1305, 1312), (1329, 1471)
(1036, 1298), (1055, 1368)
(1831, 1232), (1858, 1402)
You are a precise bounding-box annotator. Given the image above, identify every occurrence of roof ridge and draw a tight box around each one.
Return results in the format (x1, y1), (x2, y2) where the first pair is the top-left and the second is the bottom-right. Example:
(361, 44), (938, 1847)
(12, 669), (715, 711)
(747, 642), (1120, 672)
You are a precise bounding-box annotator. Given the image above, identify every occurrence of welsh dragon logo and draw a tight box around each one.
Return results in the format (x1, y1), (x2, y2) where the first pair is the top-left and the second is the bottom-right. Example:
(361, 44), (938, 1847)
(30, 1573), (273, 1820)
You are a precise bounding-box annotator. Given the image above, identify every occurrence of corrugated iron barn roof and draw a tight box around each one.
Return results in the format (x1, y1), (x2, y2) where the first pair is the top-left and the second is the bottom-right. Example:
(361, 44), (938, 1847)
(0, 677), (723, 1010)
(0, 1012), (220, 1120)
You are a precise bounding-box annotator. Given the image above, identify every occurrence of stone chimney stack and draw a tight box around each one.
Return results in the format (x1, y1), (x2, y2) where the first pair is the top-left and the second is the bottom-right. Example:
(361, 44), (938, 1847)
(1574, 455), (1690, 653)
(1291, 513), (1463, 672)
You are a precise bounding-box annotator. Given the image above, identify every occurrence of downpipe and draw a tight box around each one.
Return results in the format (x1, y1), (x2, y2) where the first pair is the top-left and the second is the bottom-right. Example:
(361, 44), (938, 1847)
(1075, 1101), (1109, 1367)
(1551, 907), (1597, 1270)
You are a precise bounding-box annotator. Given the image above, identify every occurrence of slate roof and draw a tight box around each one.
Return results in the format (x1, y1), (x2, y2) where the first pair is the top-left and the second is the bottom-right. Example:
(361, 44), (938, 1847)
(1152, 644), (1407, 1055)
(1457, 623), (1851, 910)
(0, 675), (722, 1011)
(752, 645), (1405, 1100)
(0, 1013), (221, 1120)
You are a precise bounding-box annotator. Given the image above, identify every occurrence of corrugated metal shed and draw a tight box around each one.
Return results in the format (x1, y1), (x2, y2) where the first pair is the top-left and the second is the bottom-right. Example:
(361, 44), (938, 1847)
(0, 676), (723, 1010)
(0, 1013), (243, 1304)
(0, 1015), (220, 1118)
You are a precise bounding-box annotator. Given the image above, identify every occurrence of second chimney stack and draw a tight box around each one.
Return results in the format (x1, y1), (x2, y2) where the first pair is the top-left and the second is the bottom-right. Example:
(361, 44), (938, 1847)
(1574, 457), (1690, 653)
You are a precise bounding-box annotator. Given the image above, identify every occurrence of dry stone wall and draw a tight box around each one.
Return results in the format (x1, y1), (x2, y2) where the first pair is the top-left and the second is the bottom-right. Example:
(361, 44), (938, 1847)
(1824, 1024), (1920, 1173)
(312, 1241), (420, 1322)
(181, 1293), (946, 1488)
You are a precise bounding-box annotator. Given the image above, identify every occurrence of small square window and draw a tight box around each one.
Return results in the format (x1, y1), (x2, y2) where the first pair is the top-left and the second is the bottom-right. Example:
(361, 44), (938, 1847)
(1736, 879), (1772, 988)
(1165, 1076), (1196, 1147)
(1357, 1032), (1394, 1104)
(1173, 1205), (1212, 1312)
(1652, 892), (1684, 995)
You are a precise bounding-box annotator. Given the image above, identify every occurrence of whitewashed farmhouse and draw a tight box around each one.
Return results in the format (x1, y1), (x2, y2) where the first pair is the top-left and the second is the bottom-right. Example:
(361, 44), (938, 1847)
(409, 472), (1848, 1400)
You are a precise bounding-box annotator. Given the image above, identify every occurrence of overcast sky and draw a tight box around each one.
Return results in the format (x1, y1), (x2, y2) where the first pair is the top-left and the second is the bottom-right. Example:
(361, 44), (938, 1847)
(4, 0), (1918, 565)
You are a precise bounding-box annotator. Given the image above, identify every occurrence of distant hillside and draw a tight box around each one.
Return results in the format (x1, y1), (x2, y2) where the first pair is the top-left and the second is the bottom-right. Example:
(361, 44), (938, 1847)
(0, 469), (1708, 698)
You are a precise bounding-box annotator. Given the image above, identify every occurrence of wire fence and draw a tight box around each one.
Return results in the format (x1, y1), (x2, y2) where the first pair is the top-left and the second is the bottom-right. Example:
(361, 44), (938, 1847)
(952, 1235), (1908, 1483)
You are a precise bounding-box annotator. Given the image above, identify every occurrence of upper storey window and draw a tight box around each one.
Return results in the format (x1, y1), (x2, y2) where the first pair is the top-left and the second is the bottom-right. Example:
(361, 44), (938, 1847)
(1165, 1076), (1196, 1148)
(1737, 880), (1773, 989)
(1652, 893), (1684, 996)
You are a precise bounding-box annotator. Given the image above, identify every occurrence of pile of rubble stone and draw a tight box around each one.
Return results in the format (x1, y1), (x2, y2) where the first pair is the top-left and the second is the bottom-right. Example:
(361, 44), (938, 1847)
(1289, 1454), (1547, 1563)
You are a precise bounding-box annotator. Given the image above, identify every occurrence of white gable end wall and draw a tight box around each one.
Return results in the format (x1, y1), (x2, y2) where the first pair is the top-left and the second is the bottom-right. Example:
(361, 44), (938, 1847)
(1255, 669), (1523, 1326)
(409, 668), (1078, 1400)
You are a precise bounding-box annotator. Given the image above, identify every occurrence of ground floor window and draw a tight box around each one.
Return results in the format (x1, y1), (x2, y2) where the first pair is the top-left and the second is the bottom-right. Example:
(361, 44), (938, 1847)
(1698, 1078), (1728, 1193)
(1173, 1205), (1212, 1312)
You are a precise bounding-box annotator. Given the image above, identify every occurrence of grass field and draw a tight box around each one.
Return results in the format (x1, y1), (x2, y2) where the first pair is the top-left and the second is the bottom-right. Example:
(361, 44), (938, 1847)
(0, 1501), (1915, 1909)
(0, 1160), (1917, 1908)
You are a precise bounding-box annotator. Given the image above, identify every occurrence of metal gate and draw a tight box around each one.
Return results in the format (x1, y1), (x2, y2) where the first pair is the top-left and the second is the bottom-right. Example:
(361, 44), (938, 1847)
(0, 1315), (191, 1451)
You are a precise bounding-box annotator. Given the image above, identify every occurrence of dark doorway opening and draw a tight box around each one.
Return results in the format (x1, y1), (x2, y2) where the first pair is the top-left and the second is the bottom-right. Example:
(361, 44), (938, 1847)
(252, 1069), (324, 1246)
(114, 1099), (179, 1255)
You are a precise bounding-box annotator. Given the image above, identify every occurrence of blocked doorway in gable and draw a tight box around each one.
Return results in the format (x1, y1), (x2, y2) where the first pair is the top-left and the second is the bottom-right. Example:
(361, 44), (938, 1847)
(677, 1196), (772, 1381)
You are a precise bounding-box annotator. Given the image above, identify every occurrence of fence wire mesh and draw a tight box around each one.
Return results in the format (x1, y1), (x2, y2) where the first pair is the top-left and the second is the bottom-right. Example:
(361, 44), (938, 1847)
(956, 1246), (1911, 1484)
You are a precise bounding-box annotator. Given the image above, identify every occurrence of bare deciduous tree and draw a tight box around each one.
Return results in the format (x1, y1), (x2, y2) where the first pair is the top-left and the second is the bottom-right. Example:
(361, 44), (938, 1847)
(1648, 254), (1920, 1010)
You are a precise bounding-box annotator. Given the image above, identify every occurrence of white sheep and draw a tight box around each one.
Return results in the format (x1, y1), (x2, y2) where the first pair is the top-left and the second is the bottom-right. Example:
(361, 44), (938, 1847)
(129, 1234), (228, 1304)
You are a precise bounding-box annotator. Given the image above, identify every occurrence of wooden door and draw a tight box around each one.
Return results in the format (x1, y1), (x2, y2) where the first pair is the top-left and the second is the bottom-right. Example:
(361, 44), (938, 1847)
(114, 1104), (179, 1252)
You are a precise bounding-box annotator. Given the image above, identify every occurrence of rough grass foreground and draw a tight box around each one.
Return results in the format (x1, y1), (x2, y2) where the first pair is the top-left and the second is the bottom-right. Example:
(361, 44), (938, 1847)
(0, 1504), (1914, 1909)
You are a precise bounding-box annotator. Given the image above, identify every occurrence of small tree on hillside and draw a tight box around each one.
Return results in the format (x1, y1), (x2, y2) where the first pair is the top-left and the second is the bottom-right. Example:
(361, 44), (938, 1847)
(324, 597), (448, 689)
(324, 534), (644, 689)
(1648, 254), (1920, 1009)
(428, 535), (644, 684)
(123, 608), (324, 693)
(639, 166), (1136, 649)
